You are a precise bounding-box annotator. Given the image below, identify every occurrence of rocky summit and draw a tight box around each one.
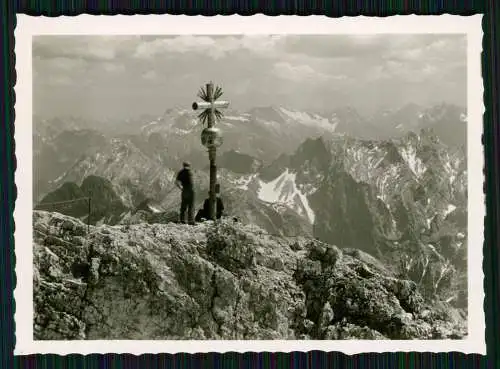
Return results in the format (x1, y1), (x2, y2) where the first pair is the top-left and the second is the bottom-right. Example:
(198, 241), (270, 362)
(34, 210), (466, 340)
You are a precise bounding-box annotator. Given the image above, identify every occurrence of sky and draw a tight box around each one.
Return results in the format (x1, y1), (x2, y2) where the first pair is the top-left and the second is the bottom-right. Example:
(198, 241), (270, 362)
(33, 34), (467, 120)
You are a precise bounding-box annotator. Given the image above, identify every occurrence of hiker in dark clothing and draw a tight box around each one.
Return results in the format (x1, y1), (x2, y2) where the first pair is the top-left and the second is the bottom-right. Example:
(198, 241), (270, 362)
(176, 162), (195, 224)
(195, 183), (224, 222)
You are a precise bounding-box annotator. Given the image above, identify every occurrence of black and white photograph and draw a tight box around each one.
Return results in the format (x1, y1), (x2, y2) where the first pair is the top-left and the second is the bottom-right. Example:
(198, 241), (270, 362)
(14, 15), (485, 354)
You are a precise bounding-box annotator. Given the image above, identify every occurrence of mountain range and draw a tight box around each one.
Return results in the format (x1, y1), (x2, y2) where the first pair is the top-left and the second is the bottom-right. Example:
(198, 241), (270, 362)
(33, 102), (468, 309)
(33, 102), (466, 199)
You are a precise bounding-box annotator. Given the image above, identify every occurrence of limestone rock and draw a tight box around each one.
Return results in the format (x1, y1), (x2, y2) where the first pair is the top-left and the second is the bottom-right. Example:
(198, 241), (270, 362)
(33, 210), (467, 340)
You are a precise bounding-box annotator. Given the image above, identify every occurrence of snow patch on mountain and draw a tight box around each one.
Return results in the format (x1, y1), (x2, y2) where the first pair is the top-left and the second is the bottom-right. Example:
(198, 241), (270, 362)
(444, 204), (456, 217)
(119, 192), (133, 207)
(255, 117), (282, 129)
(148, 205), (162, 213)
(141, 120), (160, 132)
(225, 115), (250, 122)
(425, 243), (442, 259)
(257, 169), (315, 224)
(279, 108), (337, 132)
(330, 113), (340, 125)
(51, 171), (68, 184)
(373, 164), (402, 202)
(173, 128), (193, 135)
(399, 145), (426, 178)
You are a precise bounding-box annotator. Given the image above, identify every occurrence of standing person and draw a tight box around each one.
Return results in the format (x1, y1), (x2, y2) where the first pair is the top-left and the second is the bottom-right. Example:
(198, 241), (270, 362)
(176, 162), (195, 225)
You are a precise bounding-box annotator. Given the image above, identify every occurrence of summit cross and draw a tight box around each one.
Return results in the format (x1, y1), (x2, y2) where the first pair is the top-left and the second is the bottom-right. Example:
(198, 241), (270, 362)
(192, 81), (230, 221)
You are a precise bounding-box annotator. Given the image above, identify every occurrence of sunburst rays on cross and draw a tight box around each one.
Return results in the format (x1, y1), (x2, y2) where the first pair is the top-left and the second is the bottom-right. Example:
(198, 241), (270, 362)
(196, 84), (225, 126)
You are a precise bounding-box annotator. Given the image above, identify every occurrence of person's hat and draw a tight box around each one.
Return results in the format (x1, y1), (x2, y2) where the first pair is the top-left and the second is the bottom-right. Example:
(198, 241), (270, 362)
(183, 161), (191, 168)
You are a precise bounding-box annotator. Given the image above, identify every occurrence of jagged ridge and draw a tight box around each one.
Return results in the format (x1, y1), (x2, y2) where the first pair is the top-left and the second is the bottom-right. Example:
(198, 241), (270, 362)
(34, 210), (466, 340)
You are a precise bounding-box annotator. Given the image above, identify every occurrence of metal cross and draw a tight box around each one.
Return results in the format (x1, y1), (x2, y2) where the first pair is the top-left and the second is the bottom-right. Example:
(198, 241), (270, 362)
(192, 81), (230, 221)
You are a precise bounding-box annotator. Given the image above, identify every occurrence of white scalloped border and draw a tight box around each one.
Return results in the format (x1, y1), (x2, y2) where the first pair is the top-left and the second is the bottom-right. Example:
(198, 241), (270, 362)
(13, 14), (486, 355)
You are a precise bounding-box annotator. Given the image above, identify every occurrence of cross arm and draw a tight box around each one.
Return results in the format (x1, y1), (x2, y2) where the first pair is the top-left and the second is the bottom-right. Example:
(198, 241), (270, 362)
(192, 100), (230, 110)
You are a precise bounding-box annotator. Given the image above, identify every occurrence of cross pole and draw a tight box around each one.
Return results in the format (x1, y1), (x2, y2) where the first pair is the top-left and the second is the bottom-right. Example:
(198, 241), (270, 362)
(192, 81), (229, 221)
(87, 196), (91, 234)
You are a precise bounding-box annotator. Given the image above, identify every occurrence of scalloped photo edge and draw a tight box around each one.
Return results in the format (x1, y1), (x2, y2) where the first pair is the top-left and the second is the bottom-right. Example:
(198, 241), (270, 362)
(13, 14), (486, 355)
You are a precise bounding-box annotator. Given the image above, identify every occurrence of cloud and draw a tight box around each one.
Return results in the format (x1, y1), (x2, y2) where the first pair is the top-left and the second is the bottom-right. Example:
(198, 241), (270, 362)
(33, 34), (467, 119)
(38, 56), (87, 71)
(386, 36), (466, 63)
(133, 35), (284, 60)
(142, 70), (158, 80)
(33, 35), (141, 61)
(135, 36), (221, 59)
(273, 61), (346, 83)
(282, 35), (389, 60)
(102, 62), (126, 74)
(34, 37), (114, 61)
(282, 34), (466, 67)
(46, 75), (74, 86)
(355, 35), (466, 85)
(366, 57), (448, 84)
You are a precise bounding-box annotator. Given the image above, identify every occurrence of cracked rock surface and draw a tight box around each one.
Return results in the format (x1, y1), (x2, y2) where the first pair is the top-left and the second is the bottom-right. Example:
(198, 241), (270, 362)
(33, 210), (467, 340)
